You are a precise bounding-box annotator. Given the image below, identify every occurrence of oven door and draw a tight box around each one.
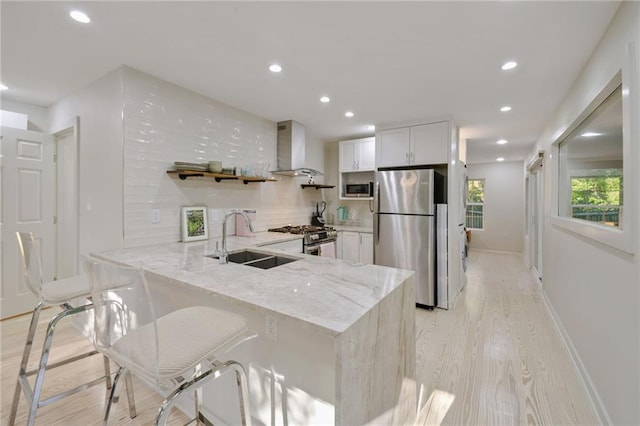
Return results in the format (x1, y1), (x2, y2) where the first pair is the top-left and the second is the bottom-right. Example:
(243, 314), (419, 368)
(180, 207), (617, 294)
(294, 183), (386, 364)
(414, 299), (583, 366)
(304, 244), (321, 256)
(304, 241), (336, 257)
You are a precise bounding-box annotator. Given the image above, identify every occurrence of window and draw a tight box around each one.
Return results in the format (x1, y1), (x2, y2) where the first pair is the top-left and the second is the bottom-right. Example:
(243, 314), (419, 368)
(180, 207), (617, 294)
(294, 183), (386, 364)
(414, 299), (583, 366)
(570, 171), (622, 226)
(466, 179), (484, 229)
(558, 83), (623, 228)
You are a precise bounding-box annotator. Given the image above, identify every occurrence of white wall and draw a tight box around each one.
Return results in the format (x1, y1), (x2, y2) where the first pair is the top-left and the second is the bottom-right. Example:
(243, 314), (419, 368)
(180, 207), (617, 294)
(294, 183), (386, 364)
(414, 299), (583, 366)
(527, 2), (639, 424)
(49, 67), (125, 257)
(467, 161), (524, 253)
(46, 65), (327, 253)
(121, 67), (324, 247)
(1, 99), (48, 131)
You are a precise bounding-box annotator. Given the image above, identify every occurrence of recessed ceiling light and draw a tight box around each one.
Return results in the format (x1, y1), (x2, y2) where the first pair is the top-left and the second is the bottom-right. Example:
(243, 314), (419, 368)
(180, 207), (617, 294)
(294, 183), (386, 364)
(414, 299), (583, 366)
(501, 61), (518, 70)
(496, 157), (505, 162)
(320, 96), (330, 103)
(345, 111), (354, 118)
(0, 83), (8, 91)
(367, 125), (375, 131)
(269, 64), (282, 73)
(500, 106), (512, 112)
(70, 10), (91, 23)
(581, 132), (602, 137)
(497, 139), (508, 145)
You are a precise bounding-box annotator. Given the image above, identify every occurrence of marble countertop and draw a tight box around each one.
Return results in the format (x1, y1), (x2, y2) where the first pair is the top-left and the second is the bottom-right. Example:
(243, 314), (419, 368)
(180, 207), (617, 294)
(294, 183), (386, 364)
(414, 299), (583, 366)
(94, 232), (413, 337)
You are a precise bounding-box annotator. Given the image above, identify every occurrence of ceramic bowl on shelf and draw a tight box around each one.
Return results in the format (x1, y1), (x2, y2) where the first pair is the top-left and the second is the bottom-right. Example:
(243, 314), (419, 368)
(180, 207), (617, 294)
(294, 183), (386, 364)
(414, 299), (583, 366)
(208, 161), (222, 173)
(174, 161), (208, 171)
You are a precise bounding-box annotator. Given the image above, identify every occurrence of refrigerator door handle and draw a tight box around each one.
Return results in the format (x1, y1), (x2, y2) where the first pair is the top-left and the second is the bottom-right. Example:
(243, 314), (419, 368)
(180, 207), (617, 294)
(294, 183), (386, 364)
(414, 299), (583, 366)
(374, 213), (379, 246)
(376, 181), (381, 213)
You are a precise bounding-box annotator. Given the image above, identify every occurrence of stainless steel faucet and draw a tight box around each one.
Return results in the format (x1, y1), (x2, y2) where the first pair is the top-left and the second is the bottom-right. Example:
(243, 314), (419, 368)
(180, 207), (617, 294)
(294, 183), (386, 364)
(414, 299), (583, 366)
(219, 209), (254, 264)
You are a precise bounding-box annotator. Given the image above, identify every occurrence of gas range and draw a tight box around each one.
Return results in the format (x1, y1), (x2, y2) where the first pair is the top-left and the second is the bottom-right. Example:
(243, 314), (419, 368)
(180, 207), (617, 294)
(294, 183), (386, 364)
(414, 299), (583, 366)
(268, 225), (337, 249)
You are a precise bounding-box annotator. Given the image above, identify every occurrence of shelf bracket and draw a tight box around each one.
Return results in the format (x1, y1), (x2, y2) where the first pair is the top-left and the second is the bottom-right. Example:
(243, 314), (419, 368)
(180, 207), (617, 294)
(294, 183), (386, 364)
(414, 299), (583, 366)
(179, 173), (204, 180)
(214, 176), (237, 183)
(300, 184), (335, 190)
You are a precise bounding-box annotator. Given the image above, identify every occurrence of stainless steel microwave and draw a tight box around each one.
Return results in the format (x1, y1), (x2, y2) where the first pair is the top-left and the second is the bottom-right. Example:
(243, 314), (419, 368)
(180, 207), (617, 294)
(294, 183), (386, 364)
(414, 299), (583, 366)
(345, 182), (373, 197)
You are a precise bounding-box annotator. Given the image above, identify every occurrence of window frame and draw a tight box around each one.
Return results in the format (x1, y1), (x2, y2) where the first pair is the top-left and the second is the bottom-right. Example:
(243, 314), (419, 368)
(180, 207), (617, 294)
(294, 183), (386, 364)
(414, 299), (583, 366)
(550, 45), (637, 255)
(466, 178), (485, 230)
(569, 171), (623, 227)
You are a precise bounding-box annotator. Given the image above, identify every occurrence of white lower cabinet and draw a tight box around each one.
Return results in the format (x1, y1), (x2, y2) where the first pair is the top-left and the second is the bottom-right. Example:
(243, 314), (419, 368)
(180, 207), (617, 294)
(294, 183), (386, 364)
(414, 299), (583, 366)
(339, 231), (373, 264)
(341, 231), (360, 262)
(359, 233), (373, 264)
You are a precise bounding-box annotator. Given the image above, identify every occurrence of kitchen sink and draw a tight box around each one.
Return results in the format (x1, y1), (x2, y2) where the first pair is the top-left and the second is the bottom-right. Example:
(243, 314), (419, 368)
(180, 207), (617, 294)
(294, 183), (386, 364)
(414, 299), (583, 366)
(246, 255), (298, 269)
(208, 250), (299, 269)
(226, 250), (271, 264)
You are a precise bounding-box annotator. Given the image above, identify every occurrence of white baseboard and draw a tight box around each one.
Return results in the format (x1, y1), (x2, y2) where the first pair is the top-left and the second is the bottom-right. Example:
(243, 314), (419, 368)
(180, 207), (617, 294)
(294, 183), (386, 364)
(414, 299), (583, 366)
(539, 289), (611, 425)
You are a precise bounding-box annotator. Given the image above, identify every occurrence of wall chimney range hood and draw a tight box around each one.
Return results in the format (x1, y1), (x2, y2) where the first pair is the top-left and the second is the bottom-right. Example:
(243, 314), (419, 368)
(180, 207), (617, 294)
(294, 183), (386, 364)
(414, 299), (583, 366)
(271, 120), (323, 177)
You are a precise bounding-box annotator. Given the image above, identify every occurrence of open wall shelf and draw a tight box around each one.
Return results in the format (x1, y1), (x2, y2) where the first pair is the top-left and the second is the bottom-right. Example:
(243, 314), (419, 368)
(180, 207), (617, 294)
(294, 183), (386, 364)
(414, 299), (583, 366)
(167, 170), (277, 185)
(301, 184), (335, 190)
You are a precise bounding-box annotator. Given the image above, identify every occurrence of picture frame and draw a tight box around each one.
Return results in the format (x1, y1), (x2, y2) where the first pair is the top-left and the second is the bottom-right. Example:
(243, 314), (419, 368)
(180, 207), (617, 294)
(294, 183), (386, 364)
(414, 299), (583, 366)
(181, 206), (209, 242)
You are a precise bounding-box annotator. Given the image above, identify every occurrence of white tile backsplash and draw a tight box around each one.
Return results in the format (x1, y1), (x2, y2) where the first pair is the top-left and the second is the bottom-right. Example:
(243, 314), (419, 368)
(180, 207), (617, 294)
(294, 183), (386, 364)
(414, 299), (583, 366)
(122, 67), (322, 247)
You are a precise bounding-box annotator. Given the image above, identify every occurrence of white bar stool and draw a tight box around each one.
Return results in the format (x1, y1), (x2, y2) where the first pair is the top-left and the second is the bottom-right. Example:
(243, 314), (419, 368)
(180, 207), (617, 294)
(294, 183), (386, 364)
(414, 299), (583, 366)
(83, 256), (255, 426)
(9, 232), (135, 426)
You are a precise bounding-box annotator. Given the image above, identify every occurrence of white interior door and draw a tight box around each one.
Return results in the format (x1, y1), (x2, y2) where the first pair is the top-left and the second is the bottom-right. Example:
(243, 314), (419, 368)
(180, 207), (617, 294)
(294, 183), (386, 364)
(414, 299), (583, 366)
(1, 126), (55, 319)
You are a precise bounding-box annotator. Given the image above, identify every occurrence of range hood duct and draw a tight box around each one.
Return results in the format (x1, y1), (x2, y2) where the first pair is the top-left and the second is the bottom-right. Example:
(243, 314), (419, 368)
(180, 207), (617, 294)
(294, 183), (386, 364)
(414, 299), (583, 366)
(271, 120), (323, 177)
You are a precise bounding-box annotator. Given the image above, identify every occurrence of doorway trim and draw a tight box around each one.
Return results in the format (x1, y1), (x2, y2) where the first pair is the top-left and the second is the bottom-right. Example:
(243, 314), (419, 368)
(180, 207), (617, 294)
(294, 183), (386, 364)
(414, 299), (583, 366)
(526, 152), (544, 282)
(51, 116), (79, 278)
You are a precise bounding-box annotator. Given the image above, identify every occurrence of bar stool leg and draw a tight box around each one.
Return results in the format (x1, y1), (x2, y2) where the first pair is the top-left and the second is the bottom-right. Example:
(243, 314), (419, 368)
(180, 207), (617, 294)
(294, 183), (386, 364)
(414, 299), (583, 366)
(103, 355), (112, 389)
(104, 366), (126, 426)
(231, 362), (252, 426)
(8, 302), (44, 426)
(27, 306), (73, 425)
(125, 370), (137, 418)
(194, 364), (203, 424)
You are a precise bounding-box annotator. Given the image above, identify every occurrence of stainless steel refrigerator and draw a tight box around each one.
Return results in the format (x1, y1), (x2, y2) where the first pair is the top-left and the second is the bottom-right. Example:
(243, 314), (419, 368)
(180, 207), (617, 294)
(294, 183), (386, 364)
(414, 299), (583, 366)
(373, 168), (443, 308)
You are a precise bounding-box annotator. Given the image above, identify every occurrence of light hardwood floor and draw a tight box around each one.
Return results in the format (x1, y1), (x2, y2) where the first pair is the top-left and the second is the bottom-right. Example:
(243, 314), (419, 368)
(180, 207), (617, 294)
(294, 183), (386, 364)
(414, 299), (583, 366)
(1, 250), (599, 425)
(415, 250), (599, 425)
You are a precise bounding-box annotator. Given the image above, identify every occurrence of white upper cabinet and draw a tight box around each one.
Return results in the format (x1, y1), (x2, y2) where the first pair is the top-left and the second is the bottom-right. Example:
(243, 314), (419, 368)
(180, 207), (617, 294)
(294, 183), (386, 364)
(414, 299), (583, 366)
(411, 121), (449, 165)
(340, 141), (357, 172)
(358, 138), (375, 171)
(376, 120), (449, 168)
(376, 127), (411, 168)
(339, 137), (375, 172)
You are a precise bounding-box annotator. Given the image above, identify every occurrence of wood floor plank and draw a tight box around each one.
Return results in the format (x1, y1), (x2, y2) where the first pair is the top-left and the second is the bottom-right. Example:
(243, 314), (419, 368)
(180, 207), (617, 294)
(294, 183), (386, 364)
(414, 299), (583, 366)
(416, 250), (599, 426)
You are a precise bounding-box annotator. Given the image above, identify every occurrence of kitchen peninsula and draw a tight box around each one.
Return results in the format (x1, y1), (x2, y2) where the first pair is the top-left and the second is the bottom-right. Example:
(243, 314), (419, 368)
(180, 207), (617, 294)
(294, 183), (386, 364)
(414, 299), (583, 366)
(94, 232), (416, 425)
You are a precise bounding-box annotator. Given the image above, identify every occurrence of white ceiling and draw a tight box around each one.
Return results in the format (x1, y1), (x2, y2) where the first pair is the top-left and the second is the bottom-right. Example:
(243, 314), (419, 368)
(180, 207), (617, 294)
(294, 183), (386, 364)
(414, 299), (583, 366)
(1, 1), (620, 164)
